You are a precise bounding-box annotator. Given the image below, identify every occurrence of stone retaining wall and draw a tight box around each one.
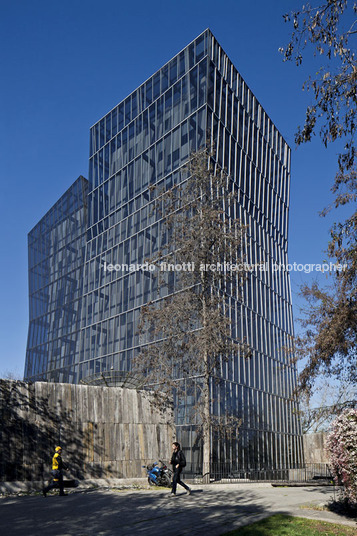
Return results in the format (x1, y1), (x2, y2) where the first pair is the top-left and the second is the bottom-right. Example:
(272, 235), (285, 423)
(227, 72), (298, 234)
(303, 432), (329, 463)
(0, 380), (175, 482)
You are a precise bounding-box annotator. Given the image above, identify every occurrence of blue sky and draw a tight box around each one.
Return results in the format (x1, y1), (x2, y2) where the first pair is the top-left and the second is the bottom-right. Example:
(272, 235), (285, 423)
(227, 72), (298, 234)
(0, 0), (350, 377)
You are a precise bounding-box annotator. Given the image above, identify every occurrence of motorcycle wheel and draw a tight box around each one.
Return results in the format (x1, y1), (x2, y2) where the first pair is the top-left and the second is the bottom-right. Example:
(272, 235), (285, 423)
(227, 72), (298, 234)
(160, 474), (171, 488)
(148, 477), (156, 486)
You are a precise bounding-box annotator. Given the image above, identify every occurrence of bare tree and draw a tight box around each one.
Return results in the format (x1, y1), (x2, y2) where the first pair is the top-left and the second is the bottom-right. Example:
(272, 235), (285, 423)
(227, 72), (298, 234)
(298, 377), (356, 433)
(281, 1), (357, 395)
(1, 370), (23, 381)
(133, 148), (250, 481)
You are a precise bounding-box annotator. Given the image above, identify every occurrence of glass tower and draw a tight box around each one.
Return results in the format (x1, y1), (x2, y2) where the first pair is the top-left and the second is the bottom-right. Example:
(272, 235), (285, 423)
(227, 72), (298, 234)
(25, 30), (303, 469)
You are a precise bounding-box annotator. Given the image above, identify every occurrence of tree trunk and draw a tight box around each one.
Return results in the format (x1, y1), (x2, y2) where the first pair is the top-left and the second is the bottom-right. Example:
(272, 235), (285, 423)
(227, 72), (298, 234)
(202, 282), (211, 484)
(202, 373), (210, 483)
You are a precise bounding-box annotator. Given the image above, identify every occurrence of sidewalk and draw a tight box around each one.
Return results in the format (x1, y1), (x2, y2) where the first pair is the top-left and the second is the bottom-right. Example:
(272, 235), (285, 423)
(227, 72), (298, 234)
(0, 483), (355, 535)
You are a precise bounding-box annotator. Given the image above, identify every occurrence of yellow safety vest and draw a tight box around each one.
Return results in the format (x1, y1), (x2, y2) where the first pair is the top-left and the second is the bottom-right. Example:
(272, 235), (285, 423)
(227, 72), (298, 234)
(52, 453), (60, 471)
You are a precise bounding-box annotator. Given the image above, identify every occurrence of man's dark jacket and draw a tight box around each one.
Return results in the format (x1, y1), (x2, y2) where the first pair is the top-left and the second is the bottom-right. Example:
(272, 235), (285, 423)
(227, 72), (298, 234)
(170, 450), (186, 470)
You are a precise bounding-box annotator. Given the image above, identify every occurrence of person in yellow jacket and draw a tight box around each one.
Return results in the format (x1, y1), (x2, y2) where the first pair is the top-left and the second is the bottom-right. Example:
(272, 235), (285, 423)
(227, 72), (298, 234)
(43, 446), (68, 497)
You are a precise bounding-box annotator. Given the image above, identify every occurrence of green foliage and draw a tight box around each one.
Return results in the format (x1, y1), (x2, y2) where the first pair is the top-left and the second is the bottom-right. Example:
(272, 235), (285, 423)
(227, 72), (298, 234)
(281, 1), (357, 173)
(223, 514), (357, 535)
(282, 2), (357, 395)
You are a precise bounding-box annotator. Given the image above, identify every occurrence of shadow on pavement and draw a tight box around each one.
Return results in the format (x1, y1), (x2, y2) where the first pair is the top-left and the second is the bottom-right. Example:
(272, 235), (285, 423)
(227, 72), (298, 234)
(0, 487), (271, 536)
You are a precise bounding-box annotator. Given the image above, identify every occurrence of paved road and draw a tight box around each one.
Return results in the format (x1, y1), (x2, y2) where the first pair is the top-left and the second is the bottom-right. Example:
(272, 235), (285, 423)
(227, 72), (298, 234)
(0, 484), (356, 536)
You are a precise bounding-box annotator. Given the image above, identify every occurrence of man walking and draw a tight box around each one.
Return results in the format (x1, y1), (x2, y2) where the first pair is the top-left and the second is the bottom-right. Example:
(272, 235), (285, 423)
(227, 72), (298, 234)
(43, 446), (68, 497)
(170, 441), (191, 496)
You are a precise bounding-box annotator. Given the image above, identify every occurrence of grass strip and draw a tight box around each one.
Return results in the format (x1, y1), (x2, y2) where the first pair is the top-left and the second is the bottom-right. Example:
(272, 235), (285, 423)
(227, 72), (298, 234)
(223, 514), (357, 535)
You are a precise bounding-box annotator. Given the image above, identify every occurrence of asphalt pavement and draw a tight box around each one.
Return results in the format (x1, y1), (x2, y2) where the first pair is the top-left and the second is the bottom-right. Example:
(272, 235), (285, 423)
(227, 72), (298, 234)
(0, 484), (356, 536)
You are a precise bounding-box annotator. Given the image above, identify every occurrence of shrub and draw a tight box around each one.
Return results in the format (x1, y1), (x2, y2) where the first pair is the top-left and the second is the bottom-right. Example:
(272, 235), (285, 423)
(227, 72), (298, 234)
(326, 408), (357, 505)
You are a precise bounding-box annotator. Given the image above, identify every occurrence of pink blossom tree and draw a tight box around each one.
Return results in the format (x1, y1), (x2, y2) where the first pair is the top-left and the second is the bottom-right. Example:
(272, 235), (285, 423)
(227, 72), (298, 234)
(326, 408), (357, 505)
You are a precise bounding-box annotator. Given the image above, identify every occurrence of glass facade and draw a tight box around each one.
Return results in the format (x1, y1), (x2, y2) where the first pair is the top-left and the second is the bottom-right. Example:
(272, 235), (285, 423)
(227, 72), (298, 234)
(25, 177), (88, 382)
(25, 30), (303, 469)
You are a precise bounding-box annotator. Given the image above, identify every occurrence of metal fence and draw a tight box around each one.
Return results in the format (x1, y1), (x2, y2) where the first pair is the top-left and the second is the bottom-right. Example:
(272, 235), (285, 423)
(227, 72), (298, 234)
(183, 463), (334, 484)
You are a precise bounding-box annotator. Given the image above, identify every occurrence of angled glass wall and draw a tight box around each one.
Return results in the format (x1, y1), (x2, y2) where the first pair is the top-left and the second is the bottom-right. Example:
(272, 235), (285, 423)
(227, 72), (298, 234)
(25, 176), (88, 383)
(203, 34), (302, 469)
(80, 31), (209, 381)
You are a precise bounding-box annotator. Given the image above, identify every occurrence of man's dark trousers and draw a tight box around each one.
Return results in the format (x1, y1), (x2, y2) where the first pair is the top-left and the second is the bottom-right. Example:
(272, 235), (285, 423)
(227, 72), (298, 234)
(172, 468), (190, 494)
(43, 470), (65, 495)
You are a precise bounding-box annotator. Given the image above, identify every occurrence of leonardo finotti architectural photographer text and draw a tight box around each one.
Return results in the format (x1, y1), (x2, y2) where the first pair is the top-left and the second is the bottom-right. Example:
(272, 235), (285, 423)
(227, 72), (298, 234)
(102, 261), (347, 274)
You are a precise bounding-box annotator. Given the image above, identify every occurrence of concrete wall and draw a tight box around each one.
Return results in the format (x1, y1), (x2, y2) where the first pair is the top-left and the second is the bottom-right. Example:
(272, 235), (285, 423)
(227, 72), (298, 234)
(0, 380), (175, 482)
(303, 432), (329, 464)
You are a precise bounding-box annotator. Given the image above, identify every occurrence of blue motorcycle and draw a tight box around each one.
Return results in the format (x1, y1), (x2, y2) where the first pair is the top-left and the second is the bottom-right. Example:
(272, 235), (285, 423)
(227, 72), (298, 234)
(143, 459), (172, 487)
